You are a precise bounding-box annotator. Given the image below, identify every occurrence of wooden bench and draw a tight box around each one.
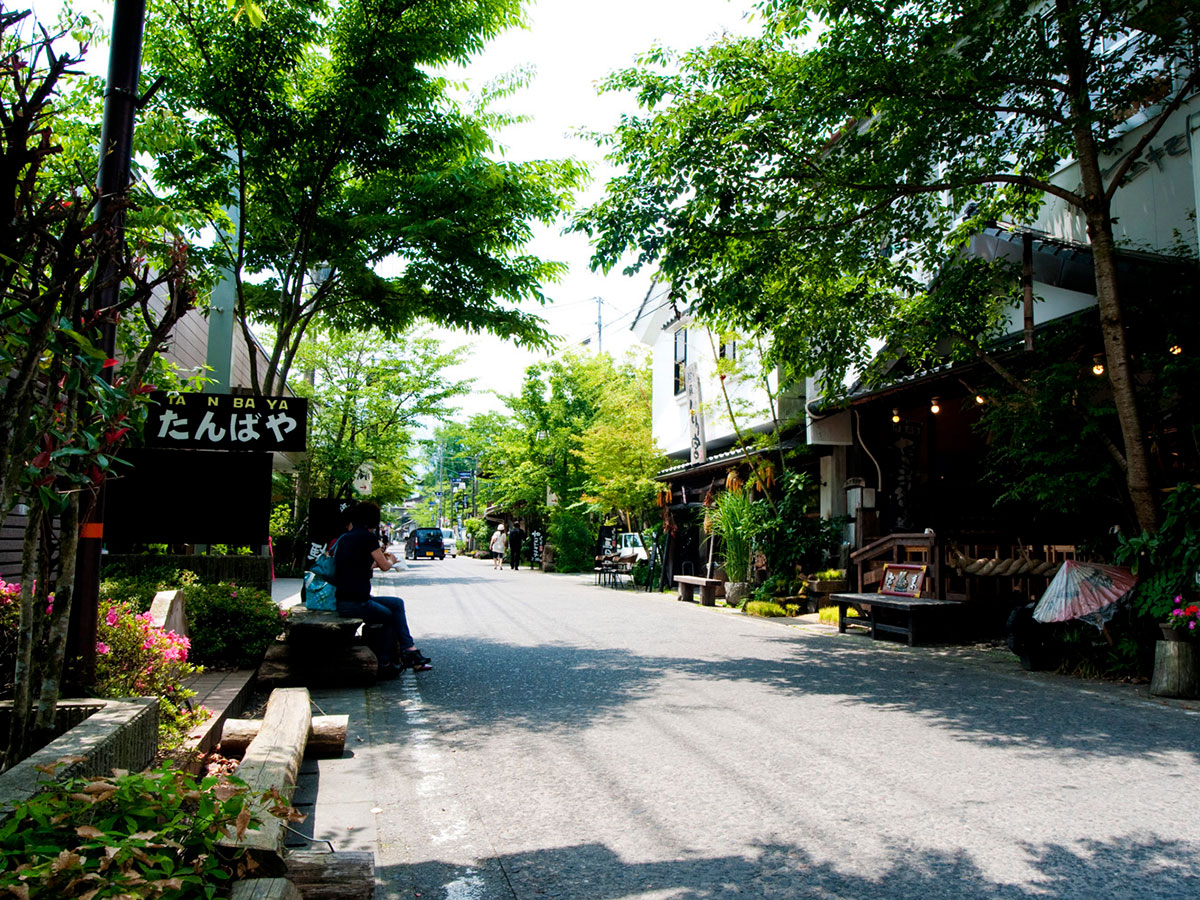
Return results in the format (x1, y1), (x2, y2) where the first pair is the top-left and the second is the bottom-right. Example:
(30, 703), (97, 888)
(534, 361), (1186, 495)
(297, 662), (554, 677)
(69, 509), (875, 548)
(675, 575), (722, 607)
(832, 563), (961, 646)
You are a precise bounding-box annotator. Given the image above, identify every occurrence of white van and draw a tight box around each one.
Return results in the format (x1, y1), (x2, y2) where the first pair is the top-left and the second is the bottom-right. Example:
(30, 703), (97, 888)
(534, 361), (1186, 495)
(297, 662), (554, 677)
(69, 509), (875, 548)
(441, 528), (458, 558)
(617, 532), (647, 561)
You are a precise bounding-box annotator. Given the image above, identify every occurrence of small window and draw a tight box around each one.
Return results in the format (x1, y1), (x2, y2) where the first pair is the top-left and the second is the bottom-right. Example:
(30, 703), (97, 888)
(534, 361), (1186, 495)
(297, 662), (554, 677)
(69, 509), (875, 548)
(719, 338), (736, 362)
(673, 328), (687, 395)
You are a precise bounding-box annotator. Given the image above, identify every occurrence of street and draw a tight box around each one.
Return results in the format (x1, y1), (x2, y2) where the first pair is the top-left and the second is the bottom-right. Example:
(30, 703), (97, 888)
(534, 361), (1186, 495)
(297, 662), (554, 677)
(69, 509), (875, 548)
(291, 557), (1200, 900)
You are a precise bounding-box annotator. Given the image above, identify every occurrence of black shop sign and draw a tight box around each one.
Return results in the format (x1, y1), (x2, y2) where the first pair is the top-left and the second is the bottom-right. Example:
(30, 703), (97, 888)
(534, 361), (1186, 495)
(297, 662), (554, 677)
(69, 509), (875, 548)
(144, 392), (307, 452)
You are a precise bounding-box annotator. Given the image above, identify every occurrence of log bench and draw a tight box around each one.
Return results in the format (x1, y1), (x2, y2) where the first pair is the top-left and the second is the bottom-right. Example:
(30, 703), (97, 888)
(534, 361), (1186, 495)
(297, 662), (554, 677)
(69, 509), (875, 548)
(674, 575), (722, 607)
(258, 608), (381, 688)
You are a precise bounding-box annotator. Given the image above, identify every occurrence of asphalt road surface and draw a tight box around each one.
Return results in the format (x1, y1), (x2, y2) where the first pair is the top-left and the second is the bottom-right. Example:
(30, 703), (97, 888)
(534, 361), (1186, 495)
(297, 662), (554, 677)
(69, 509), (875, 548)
(291, 556), (1200, 900)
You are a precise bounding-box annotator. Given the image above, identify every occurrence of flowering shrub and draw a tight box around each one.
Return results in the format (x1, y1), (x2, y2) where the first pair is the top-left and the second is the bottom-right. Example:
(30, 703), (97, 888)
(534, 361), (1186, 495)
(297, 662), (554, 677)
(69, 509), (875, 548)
(1167, 595), (1200, 633)
(0, 580), (20, 698)
(93, 599), (209, 748)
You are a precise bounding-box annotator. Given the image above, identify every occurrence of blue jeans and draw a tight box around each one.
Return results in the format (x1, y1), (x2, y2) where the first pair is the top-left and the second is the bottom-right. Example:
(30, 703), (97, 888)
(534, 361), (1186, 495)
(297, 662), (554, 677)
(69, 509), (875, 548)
(336, 594), (414, 666)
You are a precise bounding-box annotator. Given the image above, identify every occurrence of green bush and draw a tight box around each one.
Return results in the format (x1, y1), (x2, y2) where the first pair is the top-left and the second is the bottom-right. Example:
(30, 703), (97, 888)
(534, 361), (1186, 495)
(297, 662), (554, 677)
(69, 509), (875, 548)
(745, 600), (787, 618)
(0, 763), (264, 898)
(548, 507), (594, 573)
(99, 568), (201, 611)
(184, 582), (286, 668)
(820, 605), (859, 625)
(1114, 482), (1200, 621)
(711, 487), (755, 582)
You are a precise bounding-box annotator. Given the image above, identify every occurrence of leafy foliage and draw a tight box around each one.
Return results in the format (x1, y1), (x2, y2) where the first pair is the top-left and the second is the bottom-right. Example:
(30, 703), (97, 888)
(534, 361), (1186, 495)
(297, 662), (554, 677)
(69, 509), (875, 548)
(0, 10), (197, 766)
(143, 0), (585, 395)
(710, 486), (755, 583)
(1114, 483), (1200, 621)
(293, 328), (470, 505)
(0, 763), (263, 898)
(546, 507), (594, 573)
(750, 470), (843, 575)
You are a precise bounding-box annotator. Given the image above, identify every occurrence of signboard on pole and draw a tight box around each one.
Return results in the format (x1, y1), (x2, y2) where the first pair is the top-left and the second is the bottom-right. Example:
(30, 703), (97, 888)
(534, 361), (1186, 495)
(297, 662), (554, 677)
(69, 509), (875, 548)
(684, 364), (706, 464)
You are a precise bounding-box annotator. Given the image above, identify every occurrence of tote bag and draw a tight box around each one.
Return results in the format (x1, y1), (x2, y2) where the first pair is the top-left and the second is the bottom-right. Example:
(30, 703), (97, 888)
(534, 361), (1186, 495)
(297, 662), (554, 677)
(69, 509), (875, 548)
(303, 535), (342, 611)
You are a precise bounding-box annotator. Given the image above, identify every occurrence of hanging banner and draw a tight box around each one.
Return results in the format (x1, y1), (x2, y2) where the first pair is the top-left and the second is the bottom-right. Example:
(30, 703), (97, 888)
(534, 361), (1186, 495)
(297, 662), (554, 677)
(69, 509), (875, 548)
(684, 363), (706, 464)
(143, 392), (307, 452)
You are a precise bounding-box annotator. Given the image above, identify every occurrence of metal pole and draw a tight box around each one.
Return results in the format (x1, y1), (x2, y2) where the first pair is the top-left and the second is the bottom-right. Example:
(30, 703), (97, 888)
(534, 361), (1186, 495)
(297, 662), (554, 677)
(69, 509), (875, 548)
(70, 0), (148, 691)
(595, 296), (603, 354)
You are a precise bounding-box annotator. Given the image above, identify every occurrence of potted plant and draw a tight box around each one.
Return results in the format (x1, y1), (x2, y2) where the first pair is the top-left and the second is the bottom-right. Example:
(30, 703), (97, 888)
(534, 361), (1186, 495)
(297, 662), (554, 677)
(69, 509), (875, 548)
(808, 567), (848, 594)
(1151, 595), (1200, 698)
(710, 486), (754, 606)
(1162, 595), (1200, 641)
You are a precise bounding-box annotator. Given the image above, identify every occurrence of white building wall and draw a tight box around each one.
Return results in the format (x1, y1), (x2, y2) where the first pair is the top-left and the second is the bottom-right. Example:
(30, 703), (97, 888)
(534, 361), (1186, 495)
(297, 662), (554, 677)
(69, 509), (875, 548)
(637, 309), (785, 459)
(1035, 95), (1198, 255)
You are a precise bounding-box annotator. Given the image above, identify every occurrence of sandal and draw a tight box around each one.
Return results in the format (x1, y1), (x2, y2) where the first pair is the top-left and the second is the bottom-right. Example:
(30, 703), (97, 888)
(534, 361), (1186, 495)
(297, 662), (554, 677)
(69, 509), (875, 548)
(401, 648), (433, 671)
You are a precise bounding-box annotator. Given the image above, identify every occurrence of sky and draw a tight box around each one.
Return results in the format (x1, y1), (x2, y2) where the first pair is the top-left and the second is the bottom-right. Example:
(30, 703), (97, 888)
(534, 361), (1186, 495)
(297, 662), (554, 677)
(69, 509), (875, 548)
(28, 0), (763, 420)
(434, 0), (761, 420)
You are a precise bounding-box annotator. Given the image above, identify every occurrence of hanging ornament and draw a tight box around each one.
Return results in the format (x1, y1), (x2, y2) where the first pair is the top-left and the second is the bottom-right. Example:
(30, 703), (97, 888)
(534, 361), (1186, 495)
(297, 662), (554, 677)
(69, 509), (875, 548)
(725, 468), (742, 492)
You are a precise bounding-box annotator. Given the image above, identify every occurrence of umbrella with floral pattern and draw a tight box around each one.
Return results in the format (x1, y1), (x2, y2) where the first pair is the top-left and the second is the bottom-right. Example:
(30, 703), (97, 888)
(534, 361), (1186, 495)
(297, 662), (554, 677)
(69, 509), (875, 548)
(1032, 560), (1137, 631)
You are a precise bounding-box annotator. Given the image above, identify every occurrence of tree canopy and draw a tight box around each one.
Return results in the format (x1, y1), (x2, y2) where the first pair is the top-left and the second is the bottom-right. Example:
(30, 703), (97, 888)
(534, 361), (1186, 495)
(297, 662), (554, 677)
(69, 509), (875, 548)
(291, 327), (470, 505)
(143, 0), (586, 395)
(575, 0), (1199, 531)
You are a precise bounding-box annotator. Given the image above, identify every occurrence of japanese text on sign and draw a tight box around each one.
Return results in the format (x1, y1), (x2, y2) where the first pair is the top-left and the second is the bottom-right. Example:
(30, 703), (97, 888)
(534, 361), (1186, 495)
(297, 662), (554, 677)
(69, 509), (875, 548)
(144, 393), (307, 452)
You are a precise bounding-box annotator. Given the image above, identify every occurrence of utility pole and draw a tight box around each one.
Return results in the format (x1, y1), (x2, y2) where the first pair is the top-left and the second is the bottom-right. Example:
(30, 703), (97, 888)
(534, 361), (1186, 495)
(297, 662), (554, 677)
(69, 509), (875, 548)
(70, 0), (148, 691)
(594, 296), (604, 354)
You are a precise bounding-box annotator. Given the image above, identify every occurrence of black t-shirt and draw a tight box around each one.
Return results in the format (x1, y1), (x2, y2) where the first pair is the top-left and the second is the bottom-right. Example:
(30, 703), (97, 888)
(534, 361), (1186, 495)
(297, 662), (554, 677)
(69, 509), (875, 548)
(333, 526), (379, 602)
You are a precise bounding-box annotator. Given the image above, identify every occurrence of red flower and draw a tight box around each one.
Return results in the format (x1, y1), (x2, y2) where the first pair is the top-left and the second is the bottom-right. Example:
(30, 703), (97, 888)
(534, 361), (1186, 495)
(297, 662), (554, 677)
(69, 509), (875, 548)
(102, 358), (118, 368)
(1185, 605), (1199, 617)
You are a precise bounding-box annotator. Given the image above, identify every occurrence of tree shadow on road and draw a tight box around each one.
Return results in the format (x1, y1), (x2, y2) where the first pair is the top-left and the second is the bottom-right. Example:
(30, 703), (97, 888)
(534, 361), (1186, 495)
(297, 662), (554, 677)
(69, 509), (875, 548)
(410, 633), (1200, 763)
(382, 833), (1200, 900)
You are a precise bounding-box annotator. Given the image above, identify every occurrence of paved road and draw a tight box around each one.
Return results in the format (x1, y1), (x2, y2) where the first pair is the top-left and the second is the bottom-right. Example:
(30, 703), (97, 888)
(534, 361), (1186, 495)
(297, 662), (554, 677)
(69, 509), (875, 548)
(290, 557), (1200, 900)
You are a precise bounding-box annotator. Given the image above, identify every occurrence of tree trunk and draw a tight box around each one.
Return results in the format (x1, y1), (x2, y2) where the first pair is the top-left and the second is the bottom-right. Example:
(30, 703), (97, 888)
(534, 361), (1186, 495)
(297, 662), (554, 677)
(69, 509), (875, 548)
(1088, 216), (1158, 533)
(3, 508), (42, 770)
(1057, 0), (1158, 533)
(36, 492), (80, 730)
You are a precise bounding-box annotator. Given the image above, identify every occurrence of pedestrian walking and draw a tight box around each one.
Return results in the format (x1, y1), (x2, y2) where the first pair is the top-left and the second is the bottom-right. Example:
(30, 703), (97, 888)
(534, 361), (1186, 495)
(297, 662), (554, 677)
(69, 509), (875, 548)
(489, 524), (507, 570)
(509, 521), (524, 570)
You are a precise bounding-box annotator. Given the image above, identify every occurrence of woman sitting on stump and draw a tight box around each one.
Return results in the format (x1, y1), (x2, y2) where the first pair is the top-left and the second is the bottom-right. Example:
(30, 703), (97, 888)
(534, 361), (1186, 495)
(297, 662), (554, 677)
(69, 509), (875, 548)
(334, 501), (432, 677)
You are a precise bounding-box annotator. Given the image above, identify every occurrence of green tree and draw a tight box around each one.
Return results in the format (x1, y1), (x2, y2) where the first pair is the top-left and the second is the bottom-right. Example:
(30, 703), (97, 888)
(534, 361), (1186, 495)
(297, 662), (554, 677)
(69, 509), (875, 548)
(493, 351), (630, 522)
(292, 328), (469, 506)
(143, 0), (586, 396)
(576, 0), (1199, 533)
(575, 352), (665, 534)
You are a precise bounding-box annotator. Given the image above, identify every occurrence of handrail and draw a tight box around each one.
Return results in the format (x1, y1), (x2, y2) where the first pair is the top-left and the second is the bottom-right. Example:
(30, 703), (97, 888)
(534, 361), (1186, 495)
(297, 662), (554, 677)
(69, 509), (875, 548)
(851, 530), (941, 598)
(850, 532), (935, 563)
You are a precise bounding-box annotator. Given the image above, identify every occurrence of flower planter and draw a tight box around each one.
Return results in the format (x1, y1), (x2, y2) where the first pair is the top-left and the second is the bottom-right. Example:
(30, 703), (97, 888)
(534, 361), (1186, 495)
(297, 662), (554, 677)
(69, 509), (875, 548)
(1160, 624), (1194, 642)
(808, 579), (848, 594)
(0, 697), (159, 822)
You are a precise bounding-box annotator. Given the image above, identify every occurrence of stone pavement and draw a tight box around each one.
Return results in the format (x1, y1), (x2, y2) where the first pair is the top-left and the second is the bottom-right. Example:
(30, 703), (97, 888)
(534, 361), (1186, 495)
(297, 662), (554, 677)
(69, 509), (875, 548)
(250, 558), (1200, 900)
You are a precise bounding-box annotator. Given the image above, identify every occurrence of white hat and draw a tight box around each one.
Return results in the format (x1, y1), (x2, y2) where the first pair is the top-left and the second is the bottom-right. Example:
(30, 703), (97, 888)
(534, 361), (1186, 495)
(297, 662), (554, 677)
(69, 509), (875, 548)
(497, 524), (505, 531)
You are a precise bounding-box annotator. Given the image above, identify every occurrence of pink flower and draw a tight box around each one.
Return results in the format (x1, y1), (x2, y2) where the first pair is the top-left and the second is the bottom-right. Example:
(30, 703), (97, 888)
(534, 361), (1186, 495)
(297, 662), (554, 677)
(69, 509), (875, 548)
(96, 642), (110, 655)
(106, 608), (119, 626)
